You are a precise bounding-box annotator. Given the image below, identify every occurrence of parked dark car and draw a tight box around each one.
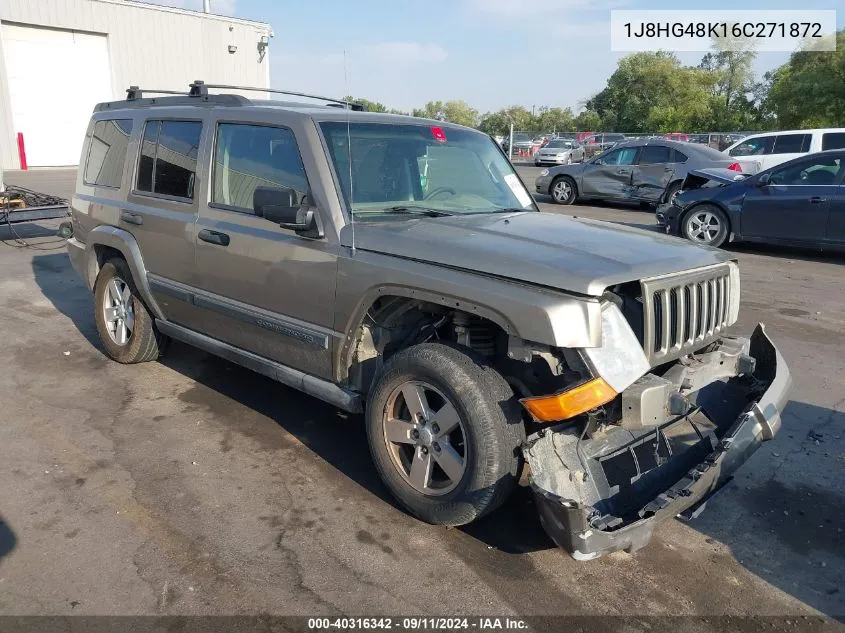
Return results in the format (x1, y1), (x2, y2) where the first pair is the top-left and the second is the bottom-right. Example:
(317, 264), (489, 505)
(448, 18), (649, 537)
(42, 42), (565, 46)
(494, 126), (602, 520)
(656, 150), (845, 249)
(536, 139), (742, 206)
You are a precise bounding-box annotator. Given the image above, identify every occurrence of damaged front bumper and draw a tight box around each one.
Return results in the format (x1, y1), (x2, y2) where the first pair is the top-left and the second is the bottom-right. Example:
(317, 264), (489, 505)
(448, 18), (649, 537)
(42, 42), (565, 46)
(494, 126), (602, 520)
(524, 324), (790, 560)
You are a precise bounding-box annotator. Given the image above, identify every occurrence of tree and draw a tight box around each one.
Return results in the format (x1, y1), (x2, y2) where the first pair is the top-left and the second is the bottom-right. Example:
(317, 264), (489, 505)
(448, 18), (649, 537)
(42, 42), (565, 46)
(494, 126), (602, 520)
(586, 52), (714, 132)
(413, 100), (479, 127)
(342, 96), (387, 112)
(765, 29), (845, 128)
(574, 109), (602, 132)
(536, 107), (575, 134)
(698, 31), (761, 130)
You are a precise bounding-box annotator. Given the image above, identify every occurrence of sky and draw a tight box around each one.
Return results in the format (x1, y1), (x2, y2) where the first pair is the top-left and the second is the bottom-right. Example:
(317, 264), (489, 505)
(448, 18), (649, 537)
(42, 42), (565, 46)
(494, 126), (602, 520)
(142, 0), (843, 115)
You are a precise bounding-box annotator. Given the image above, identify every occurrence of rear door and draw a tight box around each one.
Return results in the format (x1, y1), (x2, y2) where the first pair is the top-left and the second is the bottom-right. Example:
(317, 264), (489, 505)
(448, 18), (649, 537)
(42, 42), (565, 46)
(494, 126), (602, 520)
(581, 146), (640, 200)
(124, 115), (207, 325)
(740, 154), (841, 244)
(631, 144), (674, 202)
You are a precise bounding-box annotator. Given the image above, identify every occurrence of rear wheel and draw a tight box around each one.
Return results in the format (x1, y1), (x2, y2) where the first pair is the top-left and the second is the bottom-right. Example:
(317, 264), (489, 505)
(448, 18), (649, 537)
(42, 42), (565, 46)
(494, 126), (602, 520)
(664, 181), (683, 205)
(93, 258), (165, 363)
(550, 176), (577, 205)
(366, 343), (524, 526)
(681, 205), (729, 248)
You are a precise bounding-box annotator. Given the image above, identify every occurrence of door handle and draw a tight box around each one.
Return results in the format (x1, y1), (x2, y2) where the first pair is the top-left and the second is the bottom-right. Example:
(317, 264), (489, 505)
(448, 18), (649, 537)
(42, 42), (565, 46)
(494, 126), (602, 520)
(617, 169), (631, 174)
(198, 229), (230, 246)
(120, 210), (143, 226)
(808, 196), (827, 204)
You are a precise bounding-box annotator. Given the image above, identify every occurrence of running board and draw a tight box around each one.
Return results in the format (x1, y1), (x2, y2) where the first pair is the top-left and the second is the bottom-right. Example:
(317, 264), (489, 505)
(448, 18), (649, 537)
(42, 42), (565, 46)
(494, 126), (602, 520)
(155, 320), (362, 414)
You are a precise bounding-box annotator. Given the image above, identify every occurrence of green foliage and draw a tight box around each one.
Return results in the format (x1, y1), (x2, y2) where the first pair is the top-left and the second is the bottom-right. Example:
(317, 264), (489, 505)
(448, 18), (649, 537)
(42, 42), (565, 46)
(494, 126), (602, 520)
(573, 109), (602, 132)
(765, 29), (845, 128)
(342, 96), (387, 113)
(413, 100), (479, 127)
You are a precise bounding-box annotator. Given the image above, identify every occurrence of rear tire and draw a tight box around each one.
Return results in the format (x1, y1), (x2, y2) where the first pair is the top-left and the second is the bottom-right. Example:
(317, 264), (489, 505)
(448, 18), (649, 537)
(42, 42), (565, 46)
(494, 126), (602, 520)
(550, 176), (577, 205)
(663, 181), (683, 205)
(366, 343), (524, 526)
(93, 258), (165, 364)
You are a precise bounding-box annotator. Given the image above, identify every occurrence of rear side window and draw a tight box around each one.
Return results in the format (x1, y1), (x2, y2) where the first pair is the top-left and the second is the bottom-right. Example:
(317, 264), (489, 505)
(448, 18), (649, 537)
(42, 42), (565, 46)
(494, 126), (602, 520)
(772, 134), (811, 154)
(822, 132), (845, 151)
(84, 119), (133, 188)
(212, 123), (310, 212)
(673, 149), (689, 163)
(637, 145), (672, 165)
(730, 136), (775, 157)
(135, 120), (203, 200)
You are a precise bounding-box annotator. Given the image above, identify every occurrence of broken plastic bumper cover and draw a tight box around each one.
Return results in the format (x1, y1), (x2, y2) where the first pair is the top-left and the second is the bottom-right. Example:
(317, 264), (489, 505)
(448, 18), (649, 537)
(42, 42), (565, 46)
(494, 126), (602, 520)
(525, 324), (790, 560)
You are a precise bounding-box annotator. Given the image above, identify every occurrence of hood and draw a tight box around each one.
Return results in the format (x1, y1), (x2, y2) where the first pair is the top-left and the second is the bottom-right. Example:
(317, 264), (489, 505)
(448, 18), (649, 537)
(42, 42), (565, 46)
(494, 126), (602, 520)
(547, 162), (588, 177)
(539, 146), (574, 154)
(341, 212), (733, 296)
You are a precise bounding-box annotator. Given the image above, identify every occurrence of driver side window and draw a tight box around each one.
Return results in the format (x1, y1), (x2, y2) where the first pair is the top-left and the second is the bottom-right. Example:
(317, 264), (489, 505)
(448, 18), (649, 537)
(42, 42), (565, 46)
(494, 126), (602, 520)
(600, 147), (638, 165)
(769, 157), (842, 187)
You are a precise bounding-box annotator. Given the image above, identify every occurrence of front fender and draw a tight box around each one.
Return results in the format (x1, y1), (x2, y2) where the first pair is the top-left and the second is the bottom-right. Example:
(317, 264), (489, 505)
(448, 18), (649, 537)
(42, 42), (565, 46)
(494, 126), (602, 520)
(86, 225), (165, 320)
(332, 251), (603, 383)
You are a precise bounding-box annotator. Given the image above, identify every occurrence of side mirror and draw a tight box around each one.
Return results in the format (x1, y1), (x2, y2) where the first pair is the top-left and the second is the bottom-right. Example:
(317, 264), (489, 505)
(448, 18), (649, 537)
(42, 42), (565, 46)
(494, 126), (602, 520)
(755, 173), (771, 187)
(253, 186), (321, 236)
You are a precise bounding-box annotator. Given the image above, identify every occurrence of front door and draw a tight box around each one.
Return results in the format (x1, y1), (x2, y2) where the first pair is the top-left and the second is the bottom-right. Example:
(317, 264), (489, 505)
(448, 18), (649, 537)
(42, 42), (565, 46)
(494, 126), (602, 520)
(740, 155), (841, 244)
(581, 146), (640, 200)
(192, 121), (338, 380)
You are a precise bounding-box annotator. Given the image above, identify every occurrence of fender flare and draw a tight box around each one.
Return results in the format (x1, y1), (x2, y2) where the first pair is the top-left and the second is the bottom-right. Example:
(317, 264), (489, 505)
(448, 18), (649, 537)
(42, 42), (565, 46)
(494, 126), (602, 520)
(85, 225), (165, 319)
(335, 285), (522, 384)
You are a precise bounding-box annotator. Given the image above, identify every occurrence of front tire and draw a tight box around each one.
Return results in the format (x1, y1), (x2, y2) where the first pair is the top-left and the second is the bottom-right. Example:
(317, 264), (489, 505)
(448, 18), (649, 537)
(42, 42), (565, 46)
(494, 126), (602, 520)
(681, 204), (729, 248)
(93, 258), (165, 363)
(366, 343), (524, 526)
(550, 176), (577, 205)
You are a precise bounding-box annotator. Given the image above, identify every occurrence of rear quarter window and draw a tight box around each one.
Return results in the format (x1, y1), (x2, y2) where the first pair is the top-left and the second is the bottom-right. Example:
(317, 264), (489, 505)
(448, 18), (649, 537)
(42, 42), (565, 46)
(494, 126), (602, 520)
(822, 132), (845, 151)
(83, 119), (133, 188)
(771, 134), (811, 154)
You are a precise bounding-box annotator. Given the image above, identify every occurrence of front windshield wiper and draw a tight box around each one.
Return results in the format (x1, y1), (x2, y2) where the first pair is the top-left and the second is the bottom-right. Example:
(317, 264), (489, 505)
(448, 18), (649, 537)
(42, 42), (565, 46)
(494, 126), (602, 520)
(490, 208), (530, 213)
(380, 206), (454, 217)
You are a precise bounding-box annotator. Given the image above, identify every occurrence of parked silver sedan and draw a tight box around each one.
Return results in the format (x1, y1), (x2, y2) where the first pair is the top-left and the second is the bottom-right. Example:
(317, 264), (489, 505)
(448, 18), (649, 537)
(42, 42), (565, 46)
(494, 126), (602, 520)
(534, 139), (585, 166)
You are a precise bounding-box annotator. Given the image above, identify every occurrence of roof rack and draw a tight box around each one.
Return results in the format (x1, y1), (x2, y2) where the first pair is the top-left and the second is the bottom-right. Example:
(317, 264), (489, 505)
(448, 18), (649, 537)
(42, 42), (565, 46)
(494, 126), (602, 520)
(189, 80), (364, 110)
(102, 80), (364, 112)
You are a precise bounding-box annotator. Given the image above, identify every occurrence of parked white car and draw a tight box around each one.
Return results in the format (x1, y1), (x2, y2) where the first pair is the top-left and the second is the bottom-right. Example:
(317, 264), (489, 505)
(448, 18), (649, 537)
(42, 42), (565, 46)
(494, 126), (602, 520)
(724, 128), (845, 173)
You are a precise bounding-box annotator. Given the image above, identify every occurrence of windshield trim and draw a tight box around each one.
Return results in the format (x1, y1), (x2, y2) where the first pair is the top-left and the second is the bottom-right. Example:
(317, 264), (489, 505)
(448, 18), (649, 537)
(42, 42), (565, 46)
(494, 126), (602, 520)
(317, 120), (539, 224)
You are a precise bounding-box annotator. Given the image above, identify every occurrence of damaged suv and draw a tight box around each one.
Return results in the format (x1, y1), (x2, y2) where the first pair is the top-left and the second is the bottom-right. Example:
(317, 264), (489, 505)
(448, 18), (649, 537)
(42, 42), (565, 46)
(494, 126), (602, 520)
(67, 82), (791, 559)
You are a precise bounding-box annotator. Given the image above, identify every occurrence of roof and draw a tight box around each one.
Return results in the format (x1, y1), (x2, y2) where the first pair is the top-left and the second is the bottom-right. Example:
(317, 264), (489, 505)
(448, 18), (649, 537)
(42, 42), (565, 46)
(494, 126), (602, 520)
(96, 0), (272, 30)
(94, 91), (479, 132)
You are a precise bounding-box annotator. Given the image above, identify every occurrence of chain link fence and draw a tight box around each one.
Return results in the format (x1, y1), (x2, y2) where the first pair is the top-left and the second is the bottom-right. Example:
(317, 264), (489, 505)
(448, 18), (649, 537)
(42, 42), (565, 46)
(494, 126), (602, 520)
(500, 131), (761, 160)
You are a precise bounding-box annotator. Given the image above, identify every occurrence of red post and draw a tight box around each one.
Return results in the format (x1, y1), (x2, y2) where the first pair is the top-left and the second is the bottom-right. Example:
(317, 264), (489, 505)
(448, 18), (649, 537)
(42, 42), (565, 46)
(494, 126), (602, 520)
(16, 133), (27, 170)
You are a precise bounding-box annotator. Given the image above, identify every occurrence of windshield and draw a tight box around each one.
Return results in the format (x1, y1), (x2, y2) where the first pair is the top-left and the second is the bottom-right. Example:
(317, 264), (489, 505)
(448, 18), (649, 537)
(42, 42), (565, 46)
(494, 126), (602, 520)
(545, 140), (573, 149)
(320, 122), (536, 217)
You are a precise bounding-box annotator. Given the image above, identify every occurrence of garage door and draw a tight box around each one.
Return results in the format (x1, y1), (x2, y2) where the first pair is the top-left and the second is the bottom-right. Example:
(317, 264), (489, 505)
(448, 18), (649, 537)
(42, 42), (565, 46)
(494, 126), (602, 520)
(1, 24), (113, 167)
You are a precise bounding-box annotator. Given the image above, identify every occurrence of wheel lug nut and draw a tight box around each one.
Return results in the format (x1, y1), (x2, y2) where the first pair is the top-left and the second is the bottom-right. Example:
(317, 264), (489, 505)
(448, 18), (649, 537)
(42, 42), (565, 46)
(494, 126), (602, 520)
(431, 423), (440, 434)
(411, 429), (420, 440)
(421, 447), (428, 455)
(432, 442), (440, 453)
(419, 418), (426, 426)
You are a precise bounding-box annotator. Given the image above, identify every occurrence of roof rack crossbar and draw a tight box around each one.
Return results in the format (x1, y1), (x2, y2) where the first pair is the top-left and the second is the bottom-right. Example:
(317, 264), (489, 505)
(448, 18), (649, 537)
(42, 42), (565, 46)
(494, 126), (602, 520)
(194, 82), (364, 110)
(126, 86), (190, 100)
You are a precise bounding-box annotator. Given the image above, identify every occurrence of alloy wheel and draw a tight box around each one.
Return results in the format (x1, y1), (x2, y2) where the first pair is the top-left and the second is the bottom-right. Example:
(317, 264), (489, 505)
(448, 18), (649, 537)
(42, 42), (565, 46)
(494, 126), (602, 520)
(686, 210), (722, 244)
(102, 277), (135, 345)
(552, 179), (573, 203)
(382, 381), (467, 496)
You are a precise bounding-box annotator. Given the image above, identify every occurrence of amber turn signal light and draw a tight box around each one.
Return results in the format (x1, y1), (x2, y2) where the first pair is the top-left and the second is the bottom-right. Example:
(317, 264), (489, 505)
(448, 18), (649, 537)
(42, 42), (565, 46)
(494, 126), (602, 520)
(520, 378), (617, 423)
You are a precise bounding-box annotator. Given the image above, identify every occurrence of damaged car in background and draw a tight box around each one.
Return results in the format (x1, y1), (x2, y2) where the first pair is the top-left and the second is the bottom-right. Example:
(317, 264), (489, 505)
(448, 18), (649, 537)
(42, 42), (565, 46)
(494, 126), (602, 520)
(67, 89), (792, 561)
(657, 150), (845, 249)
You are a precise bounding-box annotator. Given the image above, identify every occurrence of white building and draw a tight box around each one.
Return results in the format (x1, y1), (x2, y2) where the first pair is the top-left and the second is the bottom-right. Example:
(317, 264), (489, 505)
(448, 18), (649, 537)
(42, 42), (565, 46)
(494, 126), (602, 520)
(0, 0), (272, 169)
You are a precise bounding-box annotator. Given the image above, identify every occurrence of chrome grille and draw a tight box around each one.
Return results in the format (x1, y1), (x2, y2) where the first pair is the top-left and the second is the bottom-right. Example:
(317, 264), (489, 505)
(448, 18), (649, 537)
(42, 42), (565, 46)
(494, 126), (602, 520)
(641, 263), (733, 365)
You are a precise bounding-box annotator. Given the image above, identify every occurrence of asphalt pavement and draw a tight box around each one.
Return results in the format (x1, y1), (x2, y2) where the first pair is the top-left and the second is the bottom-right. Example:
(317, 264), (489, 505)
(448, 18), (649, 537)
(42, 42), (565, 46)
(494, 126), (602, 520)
(0, 167), (842, 622)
